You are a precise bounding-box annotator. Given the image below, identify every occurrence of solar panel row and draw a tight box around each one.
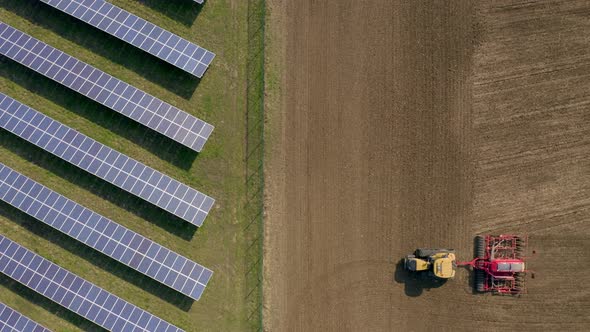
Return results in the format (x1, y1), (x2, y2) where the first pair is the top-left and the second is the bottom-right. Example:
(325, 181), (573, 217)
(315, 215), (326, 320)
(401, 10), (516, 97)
(0, 0), (215, 327)
(0, 235), (184, 332)
(0, 93), (215, 227)
(39, 0), (214, 78)
(0, 163), (213, 300)
(0, 22), (214, 152)
(0, 302), (51, 332)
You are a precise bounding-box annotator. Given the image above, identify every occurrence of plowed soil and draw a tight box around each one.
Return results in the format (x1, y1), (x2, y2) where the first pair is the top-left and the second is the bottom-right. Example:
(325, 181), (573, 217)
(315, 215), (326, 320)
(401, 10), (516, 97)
(265, 1), (590, 331)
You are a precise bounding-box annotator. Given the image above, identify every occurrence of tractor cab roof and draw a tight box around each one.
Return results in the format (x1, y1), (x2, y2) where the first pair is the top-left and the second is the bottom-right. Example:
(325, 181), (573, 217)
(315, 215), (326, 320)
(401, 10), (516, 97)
(433, 254), (456, 279)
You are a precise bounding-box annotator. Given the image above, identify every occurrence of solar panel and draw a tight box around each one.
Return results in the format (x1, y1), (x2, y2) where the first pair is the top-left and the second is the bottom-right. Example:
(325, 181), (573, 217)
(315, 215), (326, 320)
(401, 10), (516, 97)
(38, 0), (214, 78)
(194, 0), (205, 4)
(0, 22), (214, 153)
(0, 236), (184, 332)
(0, 93), (214, 227)
(0, 302), (52, 332)
(0, 163), (213, 301)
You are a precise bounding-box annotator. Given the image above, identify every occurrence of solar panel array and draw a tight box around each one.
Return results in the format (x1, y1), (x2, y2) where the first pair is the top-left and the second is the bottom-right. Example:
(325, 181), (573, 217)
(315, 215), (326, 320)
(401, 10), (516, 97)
(0, 302), (51, 332)
(0, 0), (217, 327)
(0, 22), (214, 152)
(38, 0), (214, 78)
(0, 235), (184, 332)
(0, 163), (213, 300)
(0, 93), (215, 227)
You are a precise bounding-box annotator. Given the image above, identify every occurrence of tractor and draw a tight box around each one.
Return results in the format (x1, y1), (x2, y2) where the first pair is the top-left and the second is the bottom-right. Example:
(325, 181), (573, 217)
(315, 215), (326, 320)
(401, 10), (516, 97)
(404, 249), (456, 280)
(404, 234), (529, 295)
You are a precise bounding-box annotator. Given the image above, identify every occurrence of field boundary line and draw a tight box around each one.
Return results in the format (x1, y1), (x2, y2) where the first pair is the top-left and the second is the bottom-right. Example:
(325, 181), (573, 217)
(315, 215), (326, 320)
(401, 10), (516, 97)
(245, 0), (266, 330)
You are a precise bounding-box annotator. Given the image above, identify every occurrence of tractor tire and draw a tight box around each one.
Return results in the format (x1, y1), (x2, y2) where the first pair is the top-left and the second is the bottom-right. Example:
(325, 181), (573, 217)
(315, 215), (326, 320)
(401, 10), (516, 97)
(474, 270), (485, 293)
(475, 236), (485, 259)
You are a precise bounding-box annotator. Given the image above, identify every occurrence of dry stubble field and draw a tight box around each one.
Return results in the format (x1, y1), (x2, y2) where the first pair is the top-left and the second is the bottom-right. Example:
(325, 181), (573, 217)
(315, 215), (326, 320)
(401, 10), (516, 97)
(265, 0), (590, 331)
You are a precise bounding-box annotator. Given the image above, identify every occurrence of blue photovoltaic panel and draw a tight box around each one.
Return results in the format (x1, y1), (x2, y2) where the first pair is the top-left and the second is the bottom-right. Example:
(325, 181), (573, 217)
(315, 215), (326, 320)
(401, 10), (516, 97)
(39, 0), (214, 78)
(0, 236), (183, 332)
(0, 302), (52, 332)
(0, 93), (214, 227)
(0, 163), (213, 301)
(0, 22), (214, 152)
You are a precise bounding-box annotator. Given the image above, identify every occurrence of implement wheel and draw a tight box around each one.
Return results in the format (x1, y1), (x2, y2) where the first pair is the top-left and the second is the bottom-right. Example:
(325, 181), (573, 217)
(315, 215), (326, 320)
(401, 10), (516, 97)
(515, 246), (524, 258)
(474, 270), (485, 293)
(516, 238), (524, 255)
(475, 236), (485, 259)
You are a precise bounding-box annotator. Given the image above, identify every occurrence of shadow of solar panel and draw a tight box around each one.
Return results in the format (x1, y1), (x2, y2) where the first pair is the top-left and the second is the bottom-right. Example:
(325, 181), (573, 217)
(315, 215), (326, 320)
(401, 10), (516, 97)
(0, 93), (214, 226)
(38, 0), (214, 78)
(0, 22), (214, 152)
(0, 162), (213, 300)
(0, 236), (184, 332)
(0, 302), (52, 332)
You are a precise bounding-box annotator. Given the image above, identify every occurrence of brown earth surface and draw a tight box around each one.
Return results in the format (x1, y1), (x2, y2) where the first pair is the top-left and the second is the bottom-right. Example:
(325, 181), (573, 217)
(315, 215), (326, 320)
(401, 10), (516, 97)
(265, 0), (590, 331)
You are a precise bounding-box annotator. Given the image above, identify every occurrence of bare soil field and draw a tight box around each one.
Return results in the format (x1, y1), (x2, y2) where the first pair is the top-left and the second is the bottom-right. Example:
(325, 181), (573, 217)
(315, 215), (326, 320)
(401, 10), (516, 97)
(265, 0), (590, 331)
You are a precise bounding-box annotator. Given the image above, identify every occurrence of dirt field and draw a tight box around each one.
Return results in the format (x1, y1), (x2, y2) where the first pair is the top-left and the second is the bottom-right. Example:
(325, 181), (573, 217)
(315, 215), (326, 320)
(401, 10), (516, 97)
(265, 1), (590, 331)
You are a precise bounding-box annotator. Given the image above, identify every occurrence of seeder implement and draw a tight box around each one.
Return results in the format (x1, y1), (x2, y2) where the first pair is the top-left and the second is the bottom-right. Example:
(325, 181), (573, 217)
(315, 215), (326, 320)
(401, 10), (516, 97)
(457, 234), (529, 295)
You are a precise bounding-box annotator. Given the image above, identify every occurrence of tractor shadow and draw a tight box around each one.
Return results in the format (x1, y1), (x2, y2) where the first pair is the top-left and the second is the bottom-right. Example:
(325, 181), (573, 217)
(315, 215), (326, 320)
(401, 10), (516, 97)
(393, 259), (447, 297)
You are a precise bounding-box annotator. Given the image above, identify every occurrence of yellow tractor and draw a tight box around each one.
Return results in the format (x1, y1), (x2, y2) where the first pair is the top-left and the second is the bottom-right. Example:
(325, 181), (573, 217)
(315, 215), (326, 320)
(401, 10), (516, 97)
(404, 249), (457, 280)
